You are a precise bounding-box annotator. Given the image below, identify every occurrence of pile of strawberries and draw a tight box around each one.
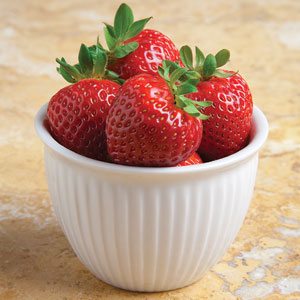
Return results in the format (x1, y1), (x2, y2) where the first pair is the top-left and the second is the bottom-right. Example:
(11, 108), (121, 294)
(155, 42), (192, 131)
(47, 3), (253, 167)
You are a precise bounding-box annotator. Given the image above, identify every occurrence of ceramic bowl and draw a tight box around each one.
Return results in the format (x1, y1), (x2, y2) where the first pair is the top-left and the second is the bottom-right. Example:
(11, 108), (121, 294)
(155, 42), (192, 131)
(35, 104), (268, 292)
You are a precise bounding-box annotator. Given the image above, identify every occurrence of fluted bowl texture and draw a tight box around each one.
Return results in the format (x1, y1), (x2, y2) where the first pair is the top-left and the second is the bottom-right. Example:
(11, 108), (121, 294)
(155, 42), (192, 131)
(35, 104), (268, 292)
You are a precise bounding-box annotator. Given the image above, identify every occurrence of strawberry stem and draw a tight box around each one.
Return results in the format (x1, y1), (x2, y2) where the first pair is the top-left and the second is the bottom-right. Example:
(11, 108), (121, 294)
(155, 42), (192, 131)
(58, 3), (152, 83)
(103, 3), (152, 60)
(180, 45), (235, 80)
(158, 60), (211, 120)
(56, 42), (124, 84)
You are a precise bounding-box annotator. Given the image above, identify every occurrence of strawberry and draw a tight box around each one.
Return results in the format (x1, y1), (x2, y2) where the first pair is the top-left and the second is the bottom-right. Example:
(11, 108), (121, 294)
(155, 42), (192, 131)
(47, 44), (121, 160)
(98, 4), (179, 79)
(180, 46), (253, 161)
(106, 62), (210, 167)
(176, 152), (203, 166)
(108, 29), (180, 79)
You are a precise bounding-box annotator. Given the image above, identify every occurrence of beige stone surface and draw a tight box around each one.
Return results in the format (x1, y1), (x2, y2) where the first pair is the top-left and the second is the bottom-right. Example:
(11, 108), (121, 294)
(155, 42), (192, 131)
(0, 0), (299, 299)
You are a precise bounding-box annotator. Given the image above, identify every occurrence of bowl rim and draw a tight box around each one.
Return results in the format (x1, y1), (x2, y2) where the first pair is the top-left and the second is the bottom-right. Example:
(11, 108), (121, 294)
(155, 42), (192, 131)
(35, 103), (268, 175)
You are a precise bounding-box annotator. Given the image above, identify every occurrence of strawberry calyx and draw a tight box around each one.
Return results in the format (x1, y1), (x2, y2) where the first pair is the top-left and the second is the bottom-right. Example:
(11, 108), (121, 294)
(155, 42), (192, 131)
(56, 42), (123, 84)
(158, 60), (211, 120)
(103, 3), (152, 60)
(180, 45), (236, 81)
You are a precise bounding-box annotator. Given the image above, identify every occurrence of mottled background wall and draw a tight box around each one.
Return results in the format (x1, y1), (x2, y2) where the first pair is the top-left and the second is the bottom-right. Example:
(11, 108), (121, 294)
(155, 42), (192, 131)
(0, 0), (299, 299)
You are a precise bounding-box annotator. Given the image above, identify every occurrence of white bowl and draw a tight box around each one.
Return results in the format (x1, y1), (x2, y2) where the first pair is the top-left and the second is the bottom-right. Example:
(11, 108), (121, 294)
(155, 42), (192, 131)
(35, 104), (268, 292)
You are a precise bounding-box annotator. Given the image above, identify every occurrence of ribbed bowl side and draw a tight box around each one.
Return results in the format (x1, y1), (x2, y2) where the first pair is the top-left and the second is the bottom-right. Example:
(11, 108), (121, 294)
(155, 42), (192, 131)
(45, 147), (259, 292)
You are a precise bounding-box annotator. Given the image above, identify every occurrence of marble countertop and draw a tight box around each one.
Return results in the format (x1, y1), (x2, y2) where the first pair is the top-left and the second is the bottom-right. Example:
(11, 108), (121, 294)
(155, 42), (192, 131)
(0, 0), (299, 299)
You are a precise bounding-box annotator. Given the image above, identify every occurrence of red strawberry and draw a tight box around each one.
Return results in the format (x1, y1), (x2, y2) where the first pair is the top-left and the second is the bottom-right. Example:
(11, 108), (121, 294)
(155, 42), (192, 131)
(189, 74), (252, 161)
(100, 4), (179, 80)
(106, 63), (209, 167)
(180, 46), (253, 161)
(48, 79), (120, 160)
(109, 29), (180, 79)
(47, 44), (121, 160)
(176, 152), (203, 166)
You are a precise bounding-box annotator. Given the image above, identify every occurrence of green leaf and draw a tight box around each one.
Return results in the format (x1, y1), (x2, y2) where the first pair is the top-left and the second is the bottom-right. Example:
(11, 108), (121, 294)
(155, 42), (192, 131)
(96, 36), (105, 49)
(56, 58), (82, 81)
(163, 60), (173, 68)
(195, 47), (205, 67)
(213, 69), (234, 78)
(179, 96), (212, 107)
(176, 96), (187, 108)
(160, 61), (174, 81)
(88, 44), (105, 61)
(57, 67), (76, 83)
(162, 60), (168, 69)
(177, 83), (197, 95)
(164, 64), (172, 80)
(93, 47), (107, 76)
(74, 63), (82, 73)
(183, 104), (201, 117)
(184, 104), (210, 119)
(197, 112), (210, 120)
(180, 45), (193, 69)
(195, 100), (212, 107)
(78, 44), (93, 74)
(164, 60), (181, 73)
(203, 54), (217, 78)
(170, 68), (187, 85)
(185, 98), (212, 107)
(104, 27), (117, 50)
(104, 23), (116, 38)
(114, 3), (134, 38)
(158, 66), (164, 78)
(186, 70), (200, 79)
(185, 78), (199, 86)
(88, 45), (97, 53)
(106, 70), (119, 79)
(114, 42), (139, 58)
(124, 17), (152, 40)
(106, 70), (125, 84)
(215, 49), (230, 68)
